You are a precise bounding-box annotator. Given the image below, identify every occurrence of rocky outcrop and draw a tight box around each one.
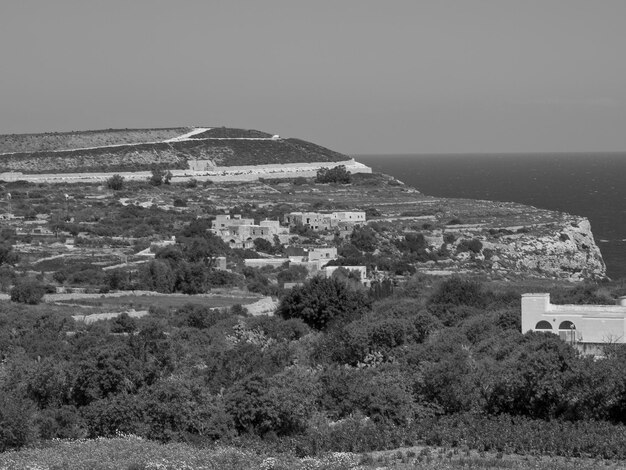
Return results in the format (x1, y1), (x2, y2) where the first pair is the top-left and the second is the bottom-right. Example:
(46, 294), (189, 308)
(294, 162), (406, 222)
(431, 216), (606, 280)
(506, 218), (605, 280)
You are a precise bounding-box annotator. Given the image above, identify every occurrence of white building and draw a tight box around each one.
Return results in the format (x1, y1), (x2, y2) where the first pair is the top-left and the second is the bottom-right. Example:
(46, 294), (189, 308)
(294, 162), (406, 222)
(521, 293), (626, 356)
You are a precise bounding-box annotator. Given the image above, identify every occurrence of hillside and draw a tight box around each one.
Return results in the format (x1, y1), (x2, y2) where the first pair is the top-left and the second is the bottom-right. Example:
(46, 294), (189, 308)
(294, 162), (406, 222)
(0, 128), (190, 153)
(0, 127), (352, 176)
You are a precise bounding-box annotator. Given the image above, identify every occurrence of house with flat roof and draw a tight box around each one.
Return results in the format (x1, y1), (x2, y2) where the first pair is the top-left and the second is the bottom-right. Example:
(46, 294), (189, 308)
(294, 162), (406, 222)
(210, 215), (289, 249)
(284, 211), (366, 232)
(521, 293), (626, 356)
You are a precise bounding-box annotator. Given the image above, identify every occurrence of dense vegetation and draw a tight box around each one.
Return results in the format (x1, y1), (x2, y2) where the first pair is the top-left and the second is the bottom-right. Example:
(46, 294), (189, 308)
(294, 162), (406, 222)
(316, 165), (352, 184)
(2, 275), (626, 461)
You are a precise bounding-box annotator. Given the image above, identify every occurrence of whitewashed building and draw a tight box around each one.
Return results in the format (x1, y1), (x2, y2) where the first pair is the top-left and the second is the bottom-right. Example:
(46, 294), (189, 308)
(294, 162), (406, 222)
(521, 293), (626, 355)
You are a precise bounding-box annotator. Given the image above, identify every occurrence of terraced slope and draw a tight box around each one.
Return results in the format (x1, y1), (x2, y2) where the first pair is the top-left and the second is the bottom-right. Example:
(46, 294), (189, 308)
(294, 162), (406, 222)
(0, 128), (190, 153)
(0, 127), (351, 174)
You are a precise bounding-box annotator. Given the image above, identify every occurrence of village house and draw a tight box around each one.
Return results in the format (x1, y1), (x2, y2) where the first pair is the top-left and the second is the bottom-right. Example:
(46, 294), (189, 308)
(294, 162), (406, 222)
(244, 245), (338, 275)
(521, 293), (626, 356)
(284, 211), (366, 232)
(212, 214), (254, 229)
(211, 214), (289, 249)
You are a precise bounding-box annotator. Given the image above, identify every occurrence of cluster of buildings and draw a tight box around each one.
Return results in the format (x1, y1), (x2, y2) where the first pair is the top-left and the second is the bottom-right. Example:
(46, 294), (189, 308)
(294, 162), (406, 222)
(210, 211), (367, 250)
(244, 244), (368, 286)
(522, 293), (626, 356)
(208, 212), (369, 285)
(210, 214), (291, 250)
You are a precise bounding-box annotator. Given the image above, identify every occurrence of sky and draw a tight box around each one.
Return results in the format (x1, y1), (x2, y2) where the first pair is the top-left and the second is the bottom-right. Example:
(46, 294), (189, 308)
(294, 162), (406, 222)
(1, 0), (626, 155)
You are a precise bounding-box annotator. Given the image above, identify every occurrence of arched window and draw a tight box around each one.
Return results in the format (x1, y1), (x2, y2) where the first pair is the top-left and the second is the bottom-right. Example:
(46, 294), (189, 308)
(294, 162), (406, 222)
(535, 321), (552, 330)
(558, 321), (576, 342)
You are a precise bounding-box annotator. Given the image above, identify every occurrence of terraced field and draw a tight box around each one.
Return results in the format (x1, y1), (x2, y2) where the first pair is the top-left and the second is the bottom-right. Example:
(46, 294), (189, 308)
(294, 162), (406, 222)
(0, 127), (189, 153)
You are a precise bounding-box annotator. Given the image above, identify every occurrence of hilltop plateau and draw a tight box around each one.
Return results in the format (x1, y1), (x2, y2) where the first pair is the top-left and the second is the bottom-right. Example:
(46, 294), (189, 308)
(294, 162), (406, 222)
(0, 127), (366, 181)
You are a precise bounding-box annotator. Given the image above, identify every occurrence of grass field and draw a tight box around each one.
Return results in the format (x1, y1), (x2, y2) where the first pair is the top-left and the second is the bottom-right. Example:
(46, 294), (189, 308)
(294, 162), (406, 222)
(54, 293), (261, 311)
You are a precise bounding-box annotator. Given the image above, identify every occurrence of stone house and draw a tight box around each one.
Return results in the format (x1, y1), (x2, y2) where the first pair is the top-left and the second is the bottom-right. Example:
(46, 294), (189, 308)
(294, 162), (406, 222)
(284, 211), (366, 231)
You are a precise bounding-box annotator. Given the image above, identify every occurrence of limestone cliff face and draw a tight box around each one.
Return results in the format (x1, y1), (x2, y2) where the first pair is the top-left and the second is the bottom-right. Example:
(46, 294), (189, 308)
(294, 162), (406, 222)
(423, 215), (606, 281)
(487, 217), (606, 280)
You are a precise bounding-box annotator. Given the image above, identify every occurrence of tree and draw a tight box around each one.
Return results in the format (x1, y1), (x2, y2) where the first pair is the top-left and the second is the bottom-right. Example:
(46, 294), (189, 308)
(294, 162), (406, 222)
(350, 226), (377, 252)
(428, 276), (487, 309)
(276, 265), (308, 284)
(141, 260), (175, 293)
(0, 392), (37, 451)
(174, 261), (208, 294)
(277, 276), (371, 330)
(149, 167), (172, 186)
(111, 312), (137, 334)
(10, 278), (45, 304)
(0, 244), (18, 266)
(485, 331), (578, 419)
(106, 174), (124, 190)
(253, 238), (273, 253)
(316, 165), (352, 184)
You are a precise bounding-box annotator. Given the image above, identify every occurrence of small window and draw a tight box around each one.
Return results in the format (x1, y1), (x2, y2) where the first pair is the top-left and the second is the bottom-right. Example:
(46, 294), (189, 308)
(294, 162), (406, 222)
(535, 321), (552, 330)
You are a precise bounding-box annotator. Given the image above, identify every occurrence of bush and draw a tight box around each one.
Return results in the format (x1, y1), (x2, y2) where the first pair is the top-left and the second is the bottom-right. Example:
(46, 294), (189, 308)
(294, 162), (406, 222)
(428, 277), (487, 309)
(0, 393), (37, 451)
(106, 174), (125, 190)
(149, 167), (172, 186)
(277, 276), (371, 330)
(457, 238), (483, 254)
(10, 278), (45, 304)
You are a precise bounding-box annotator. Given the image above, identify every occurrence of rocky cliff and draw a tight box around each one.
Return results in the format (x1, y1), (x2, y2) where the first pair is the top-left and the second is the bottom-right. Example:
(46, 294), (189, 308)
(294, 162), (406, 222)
(429, 215), (606, 280)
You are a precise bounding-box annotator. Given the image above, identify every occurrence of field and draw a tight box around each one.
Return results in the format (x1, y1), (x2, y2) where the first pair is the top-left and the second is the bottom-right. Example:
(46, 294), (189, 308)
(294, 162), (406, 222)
(0, 437), (622, 470)
(0, 128), (189, 154)
(54, 292), (262, 311)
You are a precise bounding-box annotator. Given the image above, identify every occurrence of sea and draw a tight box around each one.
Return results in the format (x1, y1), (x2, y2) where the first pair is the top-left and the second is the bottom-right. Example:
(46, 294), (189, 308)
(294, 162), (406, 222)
(356, 153), (626, 280)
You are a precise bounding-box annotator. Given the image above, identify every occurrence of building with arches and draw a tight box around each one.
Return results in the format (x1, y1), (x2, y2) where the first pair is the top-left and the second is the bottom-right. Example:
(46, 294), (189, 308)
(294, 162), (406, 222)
(522, 293), (626, 355)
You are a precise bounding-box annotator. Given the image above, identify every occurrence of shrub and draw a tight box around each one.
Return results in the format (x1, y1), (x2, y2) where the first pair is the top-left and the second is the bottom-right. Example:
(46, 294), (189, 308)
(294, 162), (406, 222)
(111, 312), (137, 334)
(277, 276), (371, 330)
(457, 238), (483, 254)
(10, 278), (45, 304)
(428, 277), (487, 309)
(443, 233), (456, 244)
(106, 174), (125, 190)
(149, 167), (172, 186)
(0, 393), (37, 451)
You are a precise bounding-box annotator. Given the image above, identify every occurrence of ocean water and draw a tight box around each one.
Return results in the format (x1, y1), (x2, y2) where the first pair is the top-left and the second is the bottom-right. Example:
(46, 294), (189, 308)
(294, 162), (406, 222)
(356, 153), (626, 280)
